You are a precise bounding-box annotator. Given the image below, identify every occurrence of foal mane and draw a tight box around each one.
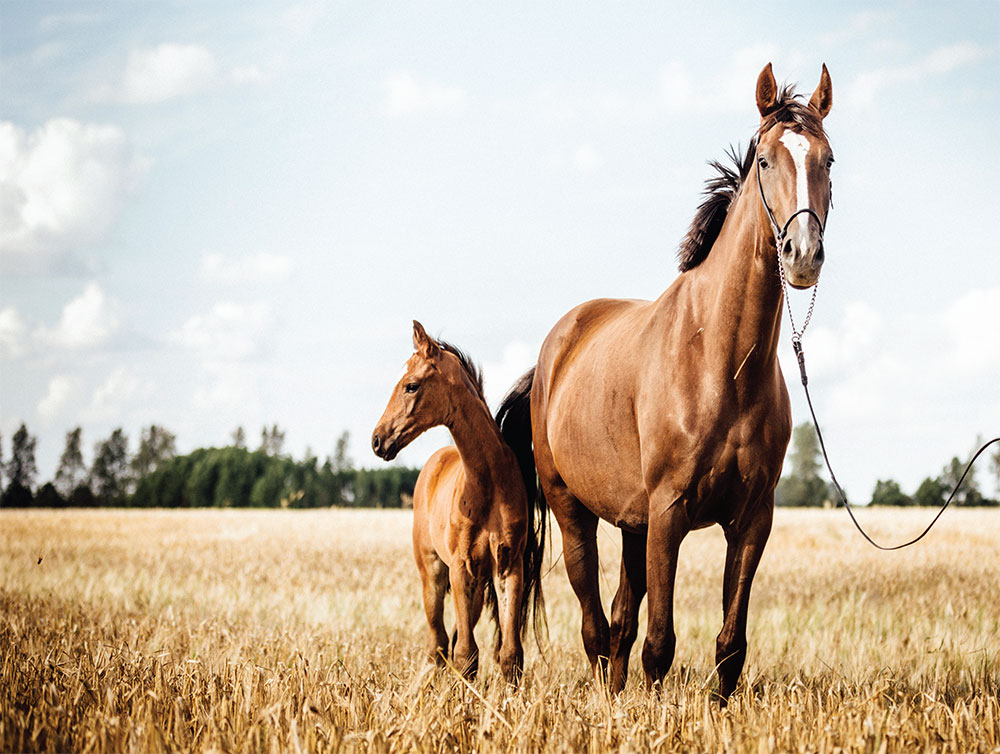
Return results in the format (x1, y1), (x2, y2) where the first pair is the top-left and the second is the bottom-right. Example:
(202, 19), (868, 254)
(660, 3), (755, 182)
(438, 340), (487, 403)
(676, 85), (824, 272)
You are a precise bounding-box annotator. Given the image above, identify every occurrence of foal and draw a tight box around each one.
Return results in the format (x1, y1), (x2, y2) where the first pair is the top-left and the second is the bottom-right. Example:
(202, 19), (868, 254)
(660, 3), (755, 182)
(371, 321), (544, 681)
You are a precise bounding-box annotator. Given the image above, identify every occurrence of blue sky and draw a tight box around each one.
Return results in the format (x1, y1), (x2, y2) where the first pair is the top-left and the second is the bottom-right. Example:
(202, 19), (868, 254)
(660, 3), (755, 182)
(1, 1), (998, 500)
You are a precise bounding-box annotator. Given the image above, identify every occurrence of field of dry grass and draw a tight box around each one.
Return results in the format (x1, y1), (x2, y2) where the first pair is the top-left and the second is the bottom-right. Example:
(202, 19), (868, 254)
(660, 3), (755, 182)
(2, 506), (998, 753)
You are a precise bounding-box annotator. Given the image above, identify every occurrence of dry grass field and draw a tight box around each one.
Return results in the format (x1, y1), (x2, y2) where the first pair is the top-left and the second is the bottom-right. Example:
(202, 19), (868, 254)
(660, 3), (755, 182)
(2, 506), (998, 753)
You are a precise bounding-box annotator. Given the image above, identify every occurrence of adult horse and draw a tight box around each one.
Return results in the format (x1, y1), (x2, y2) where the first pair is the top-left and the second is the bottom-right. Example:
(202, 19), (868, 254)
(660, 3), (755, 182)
(499, 64), (833, 702)
(372, 321), (545, 682)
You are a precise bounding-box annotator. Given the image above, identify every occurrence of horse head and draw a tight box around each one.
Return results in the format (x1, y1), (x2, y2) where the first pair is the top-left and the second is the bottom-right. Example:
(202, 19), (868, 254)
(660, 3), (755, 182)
(755, 63), (834, 289)
(371, 320), (477, 461)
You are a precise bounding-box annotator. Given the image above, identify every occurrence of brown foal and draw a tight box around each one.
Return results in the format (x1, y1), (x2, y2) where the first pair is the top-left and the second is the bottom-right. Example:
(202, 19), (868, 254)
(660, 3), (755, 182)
(500, 64), (834, 702)
(371, 321), (544, 682)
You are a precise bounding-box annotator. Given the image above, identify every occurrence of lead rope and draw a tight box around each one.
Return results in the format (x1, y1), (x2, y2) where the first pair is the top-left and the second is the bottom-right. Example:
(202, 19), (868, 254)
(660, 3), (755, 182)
(777, 250), (1000, 550)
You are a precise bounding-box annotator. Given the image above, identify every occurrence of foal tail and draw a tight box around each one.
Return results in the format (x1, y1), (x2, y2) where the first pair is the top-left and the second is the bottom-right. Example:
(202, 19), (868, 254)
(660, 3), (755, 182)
(495, 367), (548, 645)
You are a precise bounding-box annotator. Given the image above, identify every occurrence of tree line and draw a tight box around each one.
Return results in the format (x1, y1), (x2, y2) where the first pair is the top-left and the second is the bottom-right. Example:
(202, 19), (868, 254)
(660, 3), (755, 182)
(775, 424), (1000, 507)
(2, 421), (997, 509)
(0, 424), (419, 509)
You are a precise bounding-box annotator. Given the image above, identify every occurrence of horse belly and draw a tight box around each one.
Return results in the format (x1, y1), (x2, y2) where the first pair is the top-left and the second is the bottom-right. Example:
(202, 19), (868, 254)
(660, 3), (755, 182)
(546, 379), (649, 530)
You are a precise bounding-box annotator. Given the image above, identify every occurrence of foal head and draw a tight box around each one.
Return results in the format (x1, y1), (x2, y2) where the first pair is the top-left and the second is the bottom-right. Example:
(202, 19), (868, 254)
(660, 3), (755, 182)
(754, 63), (834, 289)
(371, 321), (486, 461)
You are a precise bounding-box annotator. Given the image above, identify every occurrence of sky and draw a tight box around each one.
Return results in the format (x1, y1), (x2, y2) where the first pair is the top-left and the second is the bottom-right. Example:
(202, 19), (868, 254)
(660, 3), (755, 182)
(1, 1), (998, 501)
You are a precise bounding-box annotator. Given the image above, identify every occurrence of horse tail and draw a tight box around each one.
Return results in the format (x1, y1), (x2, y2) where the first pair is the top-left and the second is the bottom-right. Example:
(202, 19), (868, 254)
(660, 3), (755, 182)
(495, 367), (548, 646)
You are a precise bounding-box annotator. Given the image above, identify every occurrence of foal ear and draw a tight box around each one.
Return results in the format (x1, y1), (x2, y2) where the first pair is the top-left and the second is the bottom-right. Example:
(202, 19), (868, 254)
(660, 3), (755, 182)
(756, 63), (778, 117)
(809, 63), (833, 119)
(412, 320), (440, 359)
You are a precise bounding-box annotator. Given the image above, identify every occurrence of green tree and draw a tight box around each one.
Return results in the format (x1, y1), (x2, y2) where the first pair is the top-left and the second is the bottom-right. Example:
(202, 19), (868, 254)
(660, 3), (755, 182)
(35, 482), (66, 508)
(131, 425), (177, 479)
(940, 456), (983, 506)
(231, 426), (247, 449)
(5, 423), (38, 492)
(54, 427), (86, 498)
(913, 476), (946, 507)
(91, 429), (131, 505)
(259, 424), (285, 456)
(332, 431), (353, 473)
(870, 479), (912, 507)
(775, 423), (832, 507)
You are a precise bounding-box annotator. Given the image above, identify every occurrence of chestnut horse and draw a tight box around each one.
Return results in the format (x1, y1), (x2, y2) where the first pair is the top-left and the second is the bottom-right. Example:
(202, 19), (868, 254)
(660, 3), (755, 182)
(371, 321), (545, 682)
(499, 64), (833, 702)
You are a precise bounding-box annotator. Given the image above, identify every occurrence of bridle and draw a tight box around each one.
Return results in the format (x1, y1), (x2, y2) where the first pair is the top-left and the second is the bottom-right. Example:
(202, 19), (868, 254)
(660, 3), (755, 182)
(755, 151), (830, 344)
(757, 143), (1000, 551)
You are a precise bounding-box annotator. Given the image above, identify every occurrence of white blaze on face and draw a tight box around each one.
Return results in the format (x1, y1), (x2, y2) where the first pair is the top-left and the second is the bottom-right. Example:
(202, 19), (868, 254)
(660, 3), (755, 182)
(779, 129), (812, 212)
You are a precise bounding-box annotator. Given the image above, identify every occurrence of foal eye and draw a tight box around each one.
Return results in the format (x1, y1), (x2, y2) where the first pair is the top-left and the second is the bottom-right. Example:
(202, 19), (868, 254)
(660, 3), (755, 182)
(404, 383), (419, 394)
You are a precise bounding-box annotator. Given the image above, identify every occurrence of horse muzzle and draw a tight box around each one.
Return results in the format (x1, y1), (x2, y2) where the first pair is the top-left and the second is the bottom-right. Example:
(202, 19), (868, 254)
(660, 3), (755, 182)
(371, 429), (399, 461)
(780, 217), (824, 289)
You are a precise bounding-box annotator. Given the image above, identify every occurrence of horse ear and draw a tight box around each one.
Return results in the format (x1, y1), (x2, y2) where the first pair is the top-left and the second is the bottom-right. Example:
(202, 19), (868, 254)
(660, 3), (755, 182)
(412, 320), (440, 359)
(809, 63), (833, 119)
(756, 63), (778, 117)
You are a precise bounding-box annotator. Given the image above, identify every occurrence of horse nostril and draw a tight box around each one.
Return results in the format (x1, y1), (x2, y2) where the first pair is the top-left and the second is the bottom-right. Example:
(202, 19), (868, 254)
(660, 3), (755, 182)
(372, 435), (381, 453)
(781, 238), (795, 259)
(815, 242), (825, 265)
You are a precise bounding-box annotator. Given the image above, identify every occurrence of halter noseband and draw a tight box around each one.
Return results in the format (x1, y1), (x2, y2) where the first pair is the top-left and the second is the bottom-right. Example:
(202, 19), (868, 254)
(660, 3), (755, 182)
(755, 154), (828, 250)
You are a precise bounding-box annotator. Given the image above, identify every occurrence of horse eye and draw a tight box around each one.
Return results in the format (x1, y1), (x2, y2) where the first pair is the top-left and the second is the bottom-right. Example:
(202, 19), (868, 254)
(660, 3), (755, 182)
(826, 157), (835, 170)
(758, 156), (769, 169)
(404, 383), (419, 394)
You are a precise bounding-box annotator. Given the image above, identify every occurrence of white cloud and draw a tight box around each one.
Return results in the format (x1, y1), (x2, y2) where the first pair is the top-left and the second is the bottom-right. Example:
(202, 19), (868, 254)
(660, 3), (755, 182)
(0, 119), (143, 275)
(192, 362), (265, 416)
(483, 340), (538, 412)
(170, 301), (274, 361)
(200, 251), (294, 285)
(119, 44), (219, 104)
(231, 65), (268, 85)
(818, 9), (897, 47)
(939, 285), (1000, 376)
(0, 306), (27, 358)
(844, 42), (992, 107)
(659, 45), (780, 114)
(38, 375), (77, 424)
(39, 282), (120, 350)
(574, 144), (604, 174)
(383, 71), (466, 117)
(82, 366), (153, 423)
(281, 0), (327, 35)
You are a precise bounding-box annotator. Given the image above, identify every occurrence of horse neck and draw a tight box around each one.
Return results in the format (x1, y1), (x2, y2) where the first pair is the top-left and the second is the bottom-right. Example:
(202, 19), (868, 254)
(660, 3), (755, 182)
(446, 384), (506, 489)
(688, 183), (784, 366)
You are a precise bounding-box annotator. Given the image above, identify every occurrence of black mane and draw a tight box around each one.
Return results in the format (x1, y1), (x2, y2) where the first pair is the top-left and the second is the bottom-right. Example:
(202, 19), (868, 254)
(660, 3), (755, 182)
(676, 85), (822, 272)
(438, 340), (486, 401)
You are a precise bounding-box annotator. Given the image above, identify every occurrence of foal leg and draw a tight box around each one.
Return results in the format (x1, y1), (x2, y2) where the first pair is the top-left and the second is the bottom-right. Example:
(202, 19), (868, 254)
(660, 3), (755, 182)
(641, 501), (689, 688)
(549, 489), (609, 681)
(449, 561), (484, 678)
(609, 529), (647, 692)
(496, 560), (525, 683)
(716, 501), (773, 703)
(417, 552), (450, 665)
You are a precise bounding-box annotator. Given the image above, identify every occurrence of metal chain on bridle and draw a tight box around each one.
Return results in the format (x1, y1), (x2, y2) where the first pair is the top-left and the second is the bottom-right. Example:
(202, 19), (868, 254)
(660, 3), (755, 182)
(756, 155), (1000, 551)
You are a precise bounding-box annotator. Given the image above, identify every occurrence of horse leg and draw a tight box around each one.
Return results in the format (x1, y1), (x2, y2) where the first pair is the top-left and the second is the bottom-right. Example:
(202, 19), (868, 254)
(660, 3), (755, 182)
(609, 528), (647, 692)
(496, 559), (525, 683)
(416, 548), (450, 665)
(549, 489), (609, 680)
(641, 501), (688, 688)
(449, 561), (484, 678)
(716, 501), (773, 703)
